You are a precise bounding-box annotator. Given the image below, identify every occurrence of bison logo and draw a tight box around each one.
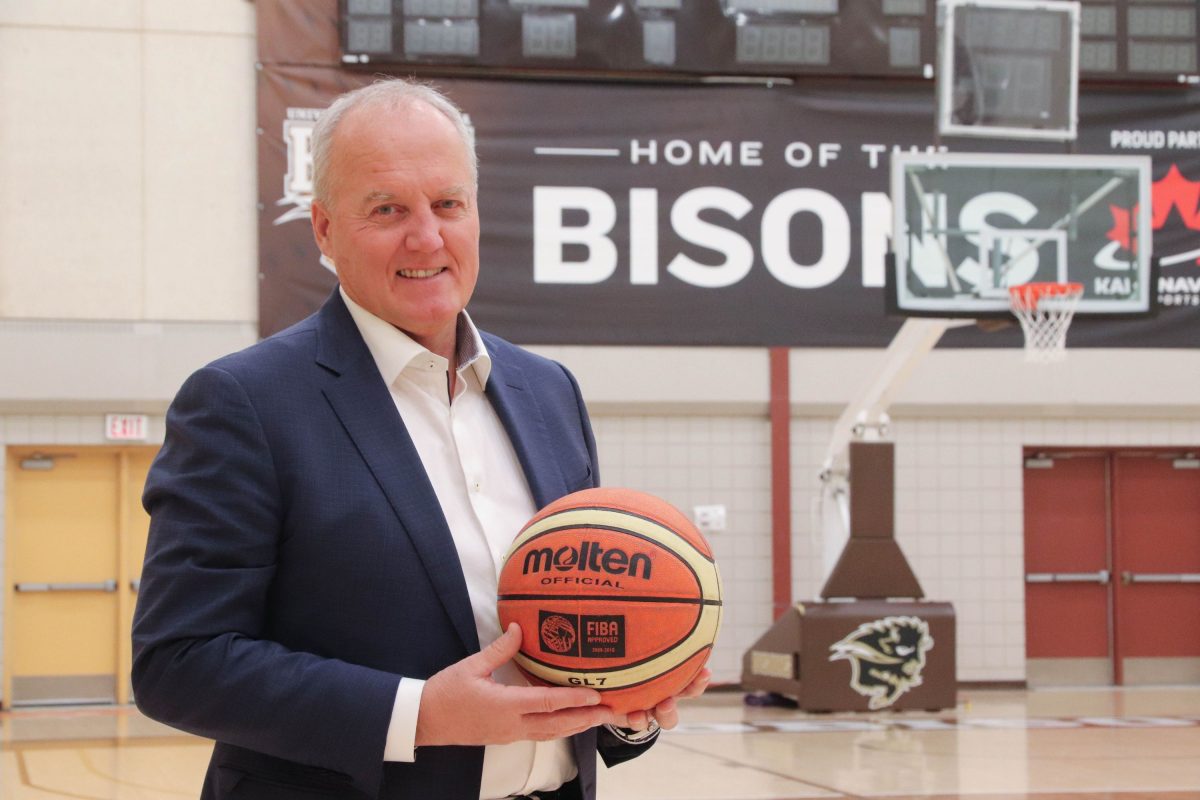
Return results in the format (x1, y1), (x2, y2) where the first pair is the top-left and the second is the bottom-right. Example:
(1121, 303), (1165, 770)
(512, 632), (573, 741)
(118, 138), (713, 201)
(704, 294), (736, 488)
(829, 616), (934, 710)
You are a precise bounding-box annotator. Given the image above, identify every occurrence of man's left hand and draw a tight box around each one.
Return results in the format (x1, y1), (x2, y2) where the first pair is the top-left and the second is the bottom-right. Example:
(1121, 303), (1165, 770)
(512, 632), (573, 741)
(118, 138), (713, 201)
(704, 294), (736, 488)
(612, 667), (712, 733)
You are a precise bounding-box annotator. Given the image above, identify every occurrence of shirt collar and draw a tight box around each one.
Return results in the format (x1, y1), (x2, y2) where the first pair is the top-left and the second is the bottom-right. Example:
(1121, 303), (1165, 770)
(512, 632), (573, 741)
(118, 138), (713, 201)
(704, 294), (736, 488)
(339, 287), (492, 388)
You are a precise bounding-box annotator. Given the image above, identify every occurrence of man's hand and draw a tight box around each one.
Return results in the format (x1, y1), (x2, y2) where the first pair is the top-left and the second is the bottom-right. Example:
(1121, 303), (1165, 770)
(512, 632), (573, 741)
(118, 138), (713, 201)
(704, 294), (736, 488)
(613, 668), (712, 733)
(415, 623), (617, 746)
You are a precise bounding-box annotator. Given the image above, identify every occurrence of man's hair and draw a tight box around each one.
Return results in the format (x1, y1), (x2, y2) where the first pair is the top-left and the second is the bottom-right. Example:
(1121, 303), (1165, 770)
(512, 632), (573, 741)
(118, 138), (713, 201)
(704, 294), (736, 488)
(310, 77), (478, 206)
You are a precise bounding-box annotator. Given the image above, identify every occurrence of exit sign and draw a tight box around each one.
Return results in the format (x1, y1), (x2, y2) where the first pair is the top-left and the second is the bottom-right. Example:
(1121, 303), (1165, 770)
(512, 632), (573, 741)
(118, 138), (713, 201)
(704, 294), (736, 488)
(105, 414), (148, 441)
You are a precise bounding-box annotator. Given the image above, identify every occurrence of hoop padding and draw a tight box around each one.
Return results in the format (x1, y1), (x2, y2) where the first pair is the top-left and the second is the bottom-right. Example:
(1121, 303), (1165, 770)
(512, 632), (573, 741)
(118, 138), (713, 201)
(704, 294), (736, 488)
(1008, 282), (1084, 364)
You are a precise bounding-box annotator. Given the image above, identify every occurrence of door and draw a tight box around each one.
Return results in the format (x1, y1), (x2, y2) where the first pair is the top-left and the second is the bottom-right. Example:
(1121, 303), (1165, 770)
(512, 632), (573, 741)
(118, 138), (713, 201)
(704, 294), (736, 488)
(1113, 453), (1200, 684)
(4, 446), (159, 707)
(1023, 451), (1113, 685)
(1024, 448), (1200, 686)
(7, 448), (121, 704)
(122, 447), (157, 699)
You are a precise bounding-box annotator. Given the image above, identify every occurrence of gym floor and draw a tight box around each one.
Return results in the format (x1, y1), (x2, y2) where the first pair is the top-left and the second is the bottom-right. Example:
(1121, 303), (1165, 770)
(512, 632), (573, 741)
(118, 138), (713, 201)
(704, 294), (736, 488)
(2, 686), (1198, 799)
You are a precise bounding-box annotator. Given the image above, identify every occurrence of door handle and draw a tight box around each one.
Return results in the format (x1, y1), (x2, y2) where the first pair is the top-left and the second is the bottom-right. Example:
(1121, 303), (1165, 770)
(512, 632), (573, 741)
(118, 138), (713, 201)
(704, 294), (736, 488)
(14, 580), (118, 593)
(1025, 570), (1110, 584)
(1121, 572), (1200, 585)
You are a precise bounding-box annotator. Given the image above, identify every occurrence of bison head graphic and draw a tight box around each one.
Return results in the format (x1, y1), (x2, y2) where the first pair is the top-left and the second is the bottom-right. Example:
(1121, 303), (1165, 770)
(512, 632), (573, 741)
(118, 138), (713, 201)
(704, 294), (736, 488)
(829, 615), (934, 710)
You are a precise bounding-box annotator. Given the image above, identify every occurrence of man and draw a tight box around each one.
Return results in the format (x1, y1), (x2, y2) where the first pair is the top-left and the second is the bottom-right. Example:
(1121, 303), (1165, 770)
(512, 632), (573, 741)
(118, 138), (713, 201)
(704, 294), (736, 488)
(132, 78), (707, 800)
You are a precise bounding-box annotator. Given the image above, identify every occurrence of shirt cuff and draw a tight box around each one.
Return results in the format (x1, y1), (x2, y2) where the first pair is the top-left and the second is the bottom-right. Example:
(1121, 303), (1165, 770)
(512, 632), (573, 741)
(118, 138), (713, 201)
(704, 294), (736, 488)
(603, 721), (660, 745)
(383, 677), (426, 762)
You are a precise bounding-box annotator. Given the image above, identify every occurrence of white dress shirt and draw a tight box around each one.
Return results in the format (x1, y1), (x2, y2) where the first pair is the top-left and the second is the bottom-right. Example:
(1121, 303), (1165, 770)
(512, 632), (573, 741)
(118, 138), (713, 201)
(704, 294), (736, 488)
(340, 289), (577, 800)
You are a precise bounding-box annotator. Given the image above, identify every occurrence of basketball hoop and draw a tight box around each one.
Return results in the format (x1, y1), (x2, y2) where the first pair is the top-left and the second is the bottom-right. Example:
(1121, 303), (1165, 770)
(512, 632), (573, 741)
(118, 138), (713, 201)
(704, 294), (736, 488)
(1008, 282), (1083, 363)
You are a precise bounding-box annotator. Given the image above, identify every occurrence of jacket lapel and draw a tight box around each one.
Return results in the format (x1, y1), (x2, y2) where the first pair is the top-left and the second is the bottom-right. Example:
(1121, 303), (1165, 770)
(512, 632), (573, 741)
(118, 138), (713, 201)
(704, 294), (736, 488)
(484, 349), (570, 510)
(314, 292), (480, 654)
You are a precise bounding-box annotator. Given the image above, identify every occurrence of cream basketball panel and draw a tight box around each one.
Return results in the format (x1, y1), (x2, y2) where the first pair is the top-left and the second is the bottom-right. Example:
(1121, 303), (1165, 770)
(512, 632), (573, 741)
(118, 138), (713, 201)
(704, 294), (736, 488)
(513, 603), (722, 689)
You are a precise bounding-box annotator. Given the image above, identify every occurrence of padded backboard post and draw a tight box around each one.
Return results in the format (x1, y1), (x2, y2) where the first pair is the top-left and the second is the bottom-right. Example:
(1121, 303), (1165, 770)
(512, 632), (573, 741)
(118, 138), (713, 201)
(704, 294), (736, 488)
(821, 442), (924, 599)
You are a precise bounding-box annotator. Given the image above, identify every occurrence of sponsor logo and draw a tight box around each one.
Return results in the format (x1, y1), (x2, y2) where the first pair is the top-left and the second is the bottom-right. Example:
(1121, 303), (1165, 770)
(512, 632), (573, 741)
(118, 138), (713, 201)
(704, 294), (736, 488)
(1105, 163), (1200, 306)
(538, 610), (626, 659)
(539, 612), (578, 655)
(275, 108), (321, 227)
(580, 614), (625, 659)
(829, 615), (934, 710)
(522, 540), (652, 579)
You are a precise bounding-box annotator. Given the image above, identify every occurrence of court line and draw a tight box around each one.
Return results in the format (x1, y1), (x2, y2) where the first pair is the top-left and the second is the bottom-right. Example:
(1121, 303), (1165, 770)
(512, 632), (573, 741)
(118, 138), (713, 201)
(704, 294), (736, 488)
(2, 735), (207, 752)
(659, 737), (862, 799)
(16, 750), (105, 800)
(78, 747), (195, 797)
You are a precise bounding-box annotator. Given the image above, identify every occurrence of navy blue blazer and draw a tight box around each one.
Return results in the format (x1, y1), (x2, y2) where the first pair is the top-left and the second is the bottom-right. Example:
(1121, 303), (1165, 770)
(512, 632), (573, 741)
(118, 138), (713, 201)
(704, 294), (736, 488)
(132, 290), (649, 799)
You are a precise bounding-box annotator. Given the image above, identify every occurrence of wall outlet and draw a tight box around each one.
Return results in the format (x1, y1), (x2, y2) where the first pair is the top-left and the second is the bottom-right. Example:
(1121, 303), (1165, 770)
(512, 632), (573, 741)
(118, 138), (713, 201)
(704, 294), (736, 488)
(693, 504), (727, 534)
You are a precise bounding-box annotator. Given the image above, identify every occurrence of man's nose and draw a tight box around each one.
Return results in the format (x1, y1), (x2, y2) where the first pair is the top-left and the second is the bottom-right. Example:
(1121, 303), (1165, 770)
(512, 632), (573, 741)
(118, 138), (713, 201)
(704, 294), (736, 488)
(405, 210), (444, 252)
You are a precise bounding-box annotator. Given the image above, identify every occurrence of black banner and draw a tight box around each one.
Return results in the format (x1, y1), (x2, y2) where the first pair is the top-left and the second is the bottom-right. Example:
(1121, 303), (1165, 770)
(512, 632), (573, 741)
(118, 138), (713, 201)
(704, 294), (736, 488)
(258, 13), (1200, 347)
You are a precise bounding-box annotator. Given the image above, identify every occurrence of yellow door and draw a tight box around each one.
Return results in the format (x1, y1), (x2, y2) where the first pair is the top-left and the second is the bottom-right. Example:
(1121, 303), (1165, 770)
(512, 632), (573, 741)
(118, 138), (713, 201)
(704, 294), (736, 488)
(121, 447), (158, 702)
(4, 446), (158, 707)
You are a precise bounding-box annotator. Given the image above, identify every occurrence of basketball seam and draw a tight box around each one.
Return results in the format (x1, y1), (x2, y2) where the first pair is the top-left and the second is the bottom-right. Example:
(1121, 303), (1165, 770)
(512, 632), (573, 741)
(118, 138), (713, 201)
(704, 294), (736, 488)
(517, 506), (715, 563)
(497, 593), (722, 605)
(516, 646), (714, 695)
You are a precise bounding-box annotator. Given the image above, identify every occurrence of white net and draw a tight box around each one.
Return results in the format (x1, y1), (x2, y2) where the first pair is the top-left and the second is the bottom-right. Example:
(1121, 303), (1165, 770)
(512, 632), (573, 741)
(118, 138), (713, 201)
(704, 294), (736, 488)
(1009, 282), (1084, 364)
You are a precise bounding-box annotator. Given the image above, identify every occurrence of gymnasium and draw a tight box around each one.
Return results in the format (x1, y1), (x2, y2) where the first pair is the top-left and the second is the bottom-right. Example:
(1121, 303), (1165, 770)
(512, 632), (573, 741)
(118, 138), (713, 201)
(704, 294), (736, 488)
(1, 1), (1199, 797)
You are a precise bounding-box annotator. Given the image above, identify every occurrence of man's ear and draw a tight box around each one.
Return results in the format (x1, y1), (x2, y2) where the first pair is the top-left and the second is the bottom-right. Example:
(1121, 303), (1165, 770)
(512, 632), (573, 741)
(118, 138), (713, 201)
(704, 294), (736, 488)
(311, 200), (333, 258)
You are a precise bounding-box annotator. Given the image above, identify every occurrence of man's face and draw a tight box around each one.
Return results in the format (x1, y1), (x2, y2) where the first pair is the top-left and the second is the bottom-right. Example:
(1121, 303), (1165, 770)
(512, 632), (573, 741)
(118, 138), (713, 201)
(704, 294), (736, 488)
(311, 100), (479, 357)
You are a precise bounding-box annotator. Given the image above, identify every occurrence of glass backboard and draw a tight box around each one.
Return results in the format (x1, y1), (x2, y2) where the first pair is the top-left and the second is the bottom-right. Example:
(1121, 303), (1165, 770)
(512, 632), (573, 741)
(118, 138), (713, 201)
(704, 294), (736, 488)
(890, 151), (1154, 316)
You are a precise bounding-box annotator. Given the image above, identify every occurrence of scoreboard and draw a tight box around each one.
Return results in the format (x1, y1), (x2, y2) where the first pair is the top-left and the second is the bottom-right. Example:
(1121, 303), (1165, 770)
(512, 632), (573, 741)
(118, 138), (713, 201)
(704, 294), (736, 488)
(339, 0), (1200, 83)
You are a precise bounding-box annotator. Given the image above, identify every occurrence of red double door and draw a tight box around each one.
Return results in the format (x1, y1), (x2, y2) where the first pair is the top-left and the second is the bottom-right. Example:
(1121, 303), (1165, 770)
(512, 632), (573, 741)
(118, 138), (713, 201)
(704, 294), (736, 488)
(1024, 449), (1200, 685)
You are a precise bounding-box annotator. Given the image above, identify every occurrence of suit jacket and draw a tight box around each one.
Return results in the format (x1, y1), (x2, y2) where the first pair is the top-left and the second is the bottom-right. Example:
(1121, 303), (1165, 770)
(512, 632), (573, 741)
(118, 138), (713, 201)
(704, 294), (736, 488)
(132, 290), (650, 799)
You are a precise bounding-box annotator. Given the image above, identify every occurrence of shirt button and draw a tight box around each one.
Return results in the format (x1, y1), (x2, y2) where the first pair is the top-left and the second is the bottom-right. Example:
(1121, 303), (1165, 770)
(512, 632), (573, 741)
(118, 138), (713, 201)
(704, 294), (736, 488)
(472, 481), (482, 492)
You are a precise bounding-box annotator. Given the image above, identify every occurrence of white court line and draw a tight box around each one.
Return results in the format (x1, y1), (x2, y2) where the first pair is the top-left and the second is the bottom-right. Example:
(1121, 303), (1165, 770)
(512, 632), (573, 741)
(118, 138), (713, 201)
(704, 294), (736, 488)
(534, 147), (621, 157)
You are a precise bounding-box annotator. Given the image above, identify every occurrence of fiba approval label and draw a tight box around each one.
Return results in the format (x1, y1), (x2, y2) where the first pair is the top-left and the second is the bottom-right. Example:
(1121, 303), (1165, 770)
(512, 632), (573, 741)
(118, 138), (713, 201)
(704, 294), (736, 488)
(538, 610), (626, 658)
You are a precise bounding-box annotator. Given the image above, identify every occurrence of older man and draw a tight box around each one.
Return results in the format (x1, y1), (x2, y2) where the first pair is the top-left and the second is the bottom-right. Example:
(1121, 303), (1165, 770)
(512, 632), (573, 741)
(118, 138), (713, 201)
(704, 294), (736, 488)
(132, 78), (707, 800)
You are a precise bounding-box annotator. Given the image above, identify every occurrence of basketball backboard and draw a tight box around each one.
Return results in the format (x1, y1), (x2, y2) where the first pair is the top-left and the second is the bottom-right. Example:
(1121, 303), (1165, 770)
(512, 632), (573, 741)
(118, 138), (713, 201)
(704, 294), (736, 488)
(889, 151), (1155, 317)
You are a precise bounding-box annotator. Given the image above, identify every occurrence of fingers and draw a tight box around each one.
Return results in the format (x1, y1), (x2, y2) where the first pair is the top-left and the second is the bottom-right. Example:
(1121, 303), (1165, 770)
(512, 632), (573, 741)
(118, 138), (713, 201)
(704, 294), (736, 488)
(678, 668), (712, 699)
(417, 672), (611, 746)
(522, 704), (616, 741)
(614, 669), (713, 734)
(472, 622), (523, 675)
(653, 697), (679, 730)
(512, 683), (604, 715)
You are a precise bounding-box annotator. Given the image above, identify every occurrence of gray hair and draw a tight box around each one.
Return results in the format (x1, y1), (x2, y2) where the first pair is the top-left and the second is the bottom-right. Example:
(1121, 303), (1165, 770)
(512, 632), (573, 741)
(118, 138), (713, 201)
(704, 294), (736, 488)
(310, 77), (478, 206)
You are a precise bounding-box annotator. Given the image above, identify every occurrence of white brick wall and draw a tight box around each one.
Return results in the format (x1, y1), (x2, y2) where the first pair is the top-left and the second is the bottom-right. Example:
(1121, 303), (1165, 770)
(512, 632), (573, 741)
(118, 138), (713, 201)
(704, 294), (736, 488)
(592, 412), (1200, 685)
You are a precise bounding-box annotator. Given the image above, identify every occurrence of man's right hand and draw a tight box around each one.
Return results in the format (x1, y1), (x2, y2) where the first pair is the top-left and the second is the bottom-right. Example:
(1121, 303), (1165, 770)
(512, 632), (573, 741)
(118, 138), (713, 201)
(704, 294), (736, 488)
(415, 623), (616, 746)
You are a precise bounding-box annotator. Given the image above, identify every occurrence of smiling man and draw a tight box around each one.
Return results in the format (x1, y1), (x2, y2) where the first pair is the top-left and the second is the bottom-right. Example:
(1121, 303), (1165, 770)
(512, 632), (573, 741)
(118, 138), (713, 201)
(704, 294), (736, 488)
(132, 78), (707, 800)
(311, 93), (479, 369)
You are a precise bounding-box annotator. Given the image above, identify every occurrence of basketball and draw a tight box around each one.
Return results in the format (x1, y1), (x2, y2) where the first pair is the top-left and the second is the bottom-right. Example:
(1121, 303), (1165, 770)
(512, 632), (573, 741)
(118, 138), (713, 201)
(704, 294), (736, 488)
(496, 487), (723, 714)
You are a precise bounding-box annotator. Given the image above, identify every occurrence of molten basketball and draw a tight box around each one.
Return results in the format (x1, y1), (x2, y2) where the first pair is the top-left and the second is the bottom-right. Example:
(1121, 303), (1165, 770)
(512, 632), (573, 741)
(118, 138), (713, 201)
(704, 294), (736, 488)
(496, 487), (723, 714)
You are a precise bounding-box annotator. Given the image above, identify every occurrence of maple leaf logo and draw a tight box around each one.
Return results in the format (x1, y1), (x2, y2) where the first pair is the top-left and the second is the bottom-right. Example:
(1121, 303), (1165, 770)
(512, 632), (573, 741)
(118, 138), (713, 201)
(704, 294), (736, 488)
(1108, 164), (1200, 265)
(1152, 165), (1200, 232)
(1107, 203), (1138, 256)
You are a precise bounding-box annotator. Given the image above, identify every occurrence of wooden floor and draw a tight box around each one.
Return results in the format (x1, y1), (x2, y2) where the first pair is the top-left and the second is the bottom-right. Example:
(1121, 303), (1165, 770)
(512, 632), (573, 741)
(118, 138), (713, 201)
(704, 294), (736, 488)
(2, 687), (1199, 799)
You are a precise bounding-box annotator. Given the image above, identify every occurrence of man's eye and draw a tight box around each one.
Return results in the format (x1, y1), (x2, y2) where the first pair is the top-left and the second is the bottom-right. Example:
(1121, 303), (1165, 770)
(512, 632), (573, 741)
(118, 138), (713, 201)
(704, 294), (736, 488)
(375, 205), (398, 216)
(436, 199), (461, 211)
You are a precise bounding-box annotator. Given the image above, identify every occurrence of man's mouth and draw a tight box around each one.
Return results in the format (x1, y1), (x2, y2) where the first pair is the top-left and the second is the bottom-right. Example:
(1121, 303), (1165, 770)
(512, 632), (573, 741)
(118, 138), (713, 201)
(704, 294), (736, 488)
(397, 268), (446, 279)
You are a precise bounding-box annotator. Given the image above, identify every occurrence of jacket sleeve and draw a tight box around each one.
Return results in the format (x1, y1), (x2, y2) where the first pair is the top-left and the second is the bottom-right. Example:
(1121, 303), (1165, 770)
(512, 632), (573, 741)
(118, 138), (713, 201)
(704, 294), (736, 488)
(132, 365), (399, 797)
